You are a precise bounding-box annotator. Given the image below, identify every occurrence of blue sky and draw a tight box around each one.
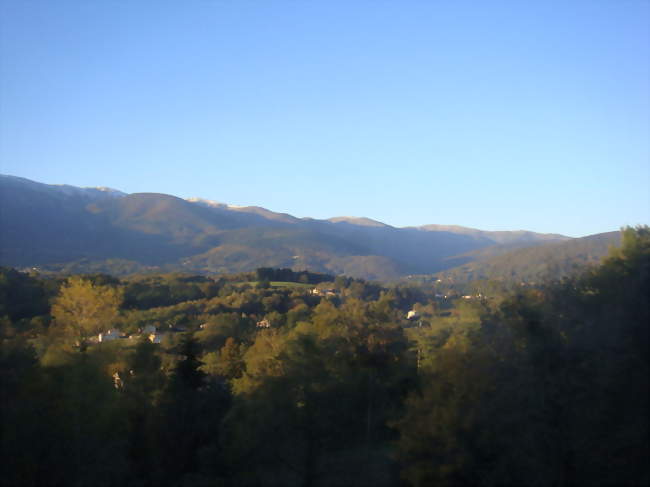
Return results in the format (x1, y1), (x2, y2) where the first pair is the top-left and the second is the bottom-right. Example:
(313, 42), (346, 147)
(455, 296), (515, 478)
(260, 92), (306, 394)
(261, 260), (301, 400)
(1, 0), (648, 237)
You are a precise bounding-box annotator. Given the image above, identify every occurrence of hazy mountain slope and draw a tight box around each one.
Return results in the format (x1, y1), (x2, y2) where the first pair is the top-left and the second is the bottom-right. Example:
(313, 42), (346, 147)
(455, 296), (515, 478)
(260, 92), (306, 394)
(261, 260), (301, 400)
(439, 231), (621, 284)
(301, 220), (501, 274)
(0, 174), (126, 200)
(438, 240), (554, 269)
(0, 175), (595, 280)
(187, 198), (302, 224)
(229, 206), (301, 224)
(416, 224), (569, 245)
(0, 175), (134, 265)
(178, 226), (384, 275)
(0, 179), (228, 265)
(90, 193), (240, 243)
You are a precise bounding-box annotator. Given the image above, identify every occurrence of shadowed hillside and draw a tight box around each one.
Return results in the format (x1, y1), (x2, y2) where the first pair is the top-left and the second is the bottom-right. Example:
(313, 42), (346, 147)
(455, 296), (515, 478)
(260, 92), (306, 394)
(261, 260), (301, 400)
(438, 231), (621, 284)
(1, 175), (585, 279)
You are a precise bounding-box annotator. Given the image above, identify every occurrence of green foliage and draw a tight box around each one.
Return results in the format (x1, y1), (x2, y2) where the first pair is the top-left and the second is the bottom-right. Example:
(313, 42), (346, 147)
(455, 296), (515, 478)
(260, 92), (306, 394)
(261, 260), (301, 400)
(1, 339), (129, 486)
(201, 337), (245, 382)
(224, 313), (409, 485)
(51, 276), (123, 349)
(195, 312), (252, 351)
(123, 273), (219, 310)
(440, 231), (621, 285)
(0, 267), (50, 322)
(1, 237), (647, 487)
(255, 267), (334, 284)
(394, 226), (649, 486)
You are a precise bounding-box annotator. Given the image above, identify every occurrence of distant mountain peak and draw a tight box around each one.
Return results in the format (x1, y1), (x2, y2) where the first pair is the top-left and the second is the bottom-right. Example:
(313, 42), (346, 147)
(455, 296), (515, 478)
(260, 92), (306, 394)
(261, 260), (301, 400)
(1, 174), (127, 199)
(186, 197), (300, 223)
(2, 174), (609, 281)
(328, 216), (391, 228)
(52, 184), (127, 198)
(186, 197), (228, 209)
(186, 197), (259, 210)
(93, 186), (125, 194)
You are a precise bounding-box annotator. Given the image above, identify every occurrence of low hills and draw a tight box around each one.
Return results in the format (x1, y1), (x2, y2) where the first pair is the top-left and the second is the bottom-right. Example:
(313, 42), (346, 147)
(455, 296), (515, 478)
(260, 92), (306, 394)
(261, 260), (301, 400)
(437, 231), (621, 284)
(0, 174), (617, 280)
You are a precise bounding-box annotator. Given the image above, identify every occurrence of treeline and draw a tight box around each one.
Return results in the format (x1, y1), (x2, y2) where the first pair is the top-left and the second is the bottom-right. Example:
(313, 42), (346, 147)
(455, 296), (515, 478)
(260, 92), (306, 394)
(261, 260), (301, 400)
(0, 228), (648, 486)
(0, 267), (334, 322)
(254, 267), (334, 285)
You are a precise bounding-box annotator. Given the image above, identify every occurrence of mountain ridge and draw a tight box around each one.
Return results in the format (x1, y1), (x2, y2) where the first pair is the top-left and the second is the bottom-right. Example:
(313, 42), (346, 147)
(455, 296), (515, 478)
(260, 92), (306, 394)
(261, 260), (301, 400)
(1, 174), (575, 237)
(1, 174), (611, 280)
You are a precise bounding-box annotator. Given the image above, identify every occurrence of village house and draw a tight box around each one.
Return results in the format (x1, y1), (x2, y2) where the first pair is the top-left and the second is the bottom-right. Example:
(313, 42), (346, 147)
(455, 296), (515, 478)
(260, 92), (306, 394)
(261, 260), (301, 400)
(256, 319), (271, 328)
(406, 310), (420, 320)
(147, 324), (186, 344)
(98, 329), (121, 343)
(310, 288), (337, 297)
(149, 333), (162, 344)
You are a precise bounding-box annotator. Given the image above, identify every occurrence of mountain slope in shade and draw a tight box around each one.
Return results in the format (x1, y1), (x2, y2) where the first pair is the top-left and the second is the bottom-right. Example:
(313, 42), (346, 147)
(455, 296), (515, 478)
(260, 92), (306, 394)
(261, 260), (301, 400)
(438, 231), (621, 284)
(1, 175), (585, 279)
(187, 197), (300, 224)
(0, 174), (126, 200)
(415, 224), (569, 245)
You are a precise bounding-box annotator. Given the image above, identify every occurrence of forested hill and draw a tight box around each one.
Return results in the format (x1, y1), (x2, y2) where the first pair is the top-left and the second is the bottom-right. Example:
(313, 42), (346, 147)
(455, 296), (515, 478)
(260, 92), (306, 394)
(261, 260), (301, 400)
(0, 227), (648, 486)
(0, 175), (582, 280)
(437, 231), (621, 284)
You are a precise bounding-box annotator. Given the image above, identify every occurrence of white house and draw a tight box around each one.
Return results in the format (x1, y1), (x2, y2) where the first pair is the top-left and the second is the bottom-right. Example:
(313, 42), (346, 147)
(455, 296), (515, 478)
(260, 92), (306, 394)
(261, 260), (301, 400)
(256, 319), (271, 328)
(310, 288), (337, 297)
(149, 333), (162, 344)
(98, 329), (121, 343)
(406, 310), (420, 320)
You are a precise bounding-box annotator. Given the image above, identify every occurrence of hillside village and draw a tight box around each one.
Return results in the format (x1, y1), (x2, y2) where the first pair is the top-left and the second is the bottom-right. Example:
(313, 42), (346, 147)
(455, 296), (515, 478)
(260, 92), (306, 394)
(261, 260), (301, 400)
(1, 227), (648, 486)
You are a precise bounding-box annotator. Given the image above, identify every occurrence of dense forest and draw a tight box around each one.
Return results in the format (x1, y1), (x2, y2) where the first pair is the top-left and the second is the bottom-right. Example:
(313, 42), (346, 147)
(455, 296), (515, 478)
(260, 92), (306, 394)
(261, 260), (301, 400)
(1, 227), (648, 486)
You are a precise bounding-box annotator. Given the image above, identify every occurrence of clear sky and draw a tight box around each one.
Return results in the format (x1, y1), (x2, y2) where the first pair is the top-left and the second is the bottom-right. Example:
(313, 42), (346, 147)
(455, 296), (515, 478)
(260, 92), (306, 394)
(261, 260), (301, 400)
(1, 1), (648, 237)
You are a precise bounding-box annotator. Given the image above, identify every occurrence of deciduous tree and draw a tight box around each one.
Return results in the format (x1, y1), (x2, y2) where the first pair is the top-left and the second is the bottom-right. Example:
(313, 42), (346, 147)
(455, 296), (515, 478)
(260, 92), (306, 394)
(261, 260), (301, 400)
(51, 277), (122, 350)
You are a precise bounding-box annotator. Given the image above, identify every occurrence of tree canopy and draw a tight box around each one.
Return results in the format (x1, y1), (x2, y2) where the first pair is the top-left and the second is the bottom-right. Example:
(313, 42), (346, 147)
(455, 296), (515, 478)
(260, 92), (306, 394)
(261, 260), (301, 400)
(51, 276), (123, 349)
(1, 227), (647, 486)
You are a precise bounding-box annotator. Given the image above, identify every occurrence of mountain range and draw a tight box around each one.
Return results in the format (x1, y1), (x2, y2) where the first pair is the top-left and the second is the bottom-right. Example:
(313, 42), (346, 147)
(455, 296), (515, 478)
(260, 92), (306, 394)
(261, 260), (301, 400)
(0, 175), (619, 281)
